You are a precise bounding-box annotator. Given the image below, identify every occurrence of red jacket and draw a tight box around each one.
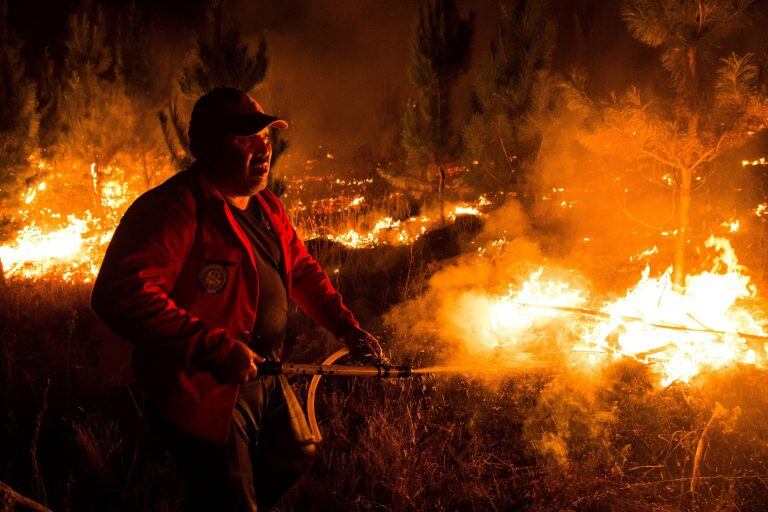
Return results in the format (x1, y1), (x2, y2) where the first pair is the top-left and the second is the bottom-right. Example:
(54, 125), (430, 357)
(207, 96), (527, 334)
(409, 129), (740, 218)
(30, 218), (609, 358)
(91, 166), (359, 442)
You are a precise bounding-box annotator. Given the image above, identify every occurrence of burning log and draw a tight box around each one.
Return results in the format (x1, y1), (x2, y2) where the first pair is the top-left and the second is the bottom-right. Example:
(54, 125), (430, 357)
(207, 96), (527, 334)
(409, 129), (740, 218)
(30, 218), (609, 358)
(516, 303), (768, 346)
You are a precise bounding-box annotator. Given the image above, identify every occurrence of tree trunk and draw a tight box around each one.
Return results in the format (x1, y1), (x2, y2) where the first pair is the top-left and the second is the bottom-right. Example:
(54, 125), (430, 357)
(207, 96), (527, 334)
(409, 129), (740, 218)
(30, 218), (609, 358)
(90, 161), (105, 212)
(437, 164), (446, 224)
(673, 166), (693, 288)
(673, 107), (699, 288)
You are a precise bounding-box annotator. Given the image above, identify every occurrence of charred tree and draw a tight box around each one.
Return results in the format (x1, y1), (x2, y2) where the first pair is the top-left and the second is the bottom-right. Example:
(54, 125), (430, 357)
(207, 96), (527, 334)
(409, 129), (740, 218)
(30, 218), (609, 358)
(402, 0), (475, 221)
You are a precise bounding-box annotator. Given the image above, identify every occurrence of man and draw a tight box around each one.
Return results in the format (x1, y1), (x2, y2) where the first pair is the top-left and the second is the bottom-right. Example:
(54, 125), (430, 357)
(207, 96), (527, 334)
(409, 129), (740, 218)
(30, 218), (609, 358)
(91, 87), (384, 511)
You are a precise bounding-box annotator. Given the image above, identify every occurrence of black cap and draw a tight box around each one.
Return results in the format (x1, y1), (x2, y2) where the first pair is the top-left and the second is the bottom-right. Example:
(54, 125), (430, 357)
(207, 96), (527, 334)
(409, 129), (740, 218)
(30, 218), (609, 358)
(189, 87), (288, 140)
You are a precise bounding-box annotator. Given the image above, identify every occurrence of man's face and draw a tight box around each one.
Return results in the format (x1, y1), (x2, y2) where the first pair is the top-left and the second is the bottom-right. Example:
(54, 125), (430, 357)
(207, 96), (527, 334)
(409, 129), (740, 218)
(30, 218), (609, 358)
(209, 128), (273, 196)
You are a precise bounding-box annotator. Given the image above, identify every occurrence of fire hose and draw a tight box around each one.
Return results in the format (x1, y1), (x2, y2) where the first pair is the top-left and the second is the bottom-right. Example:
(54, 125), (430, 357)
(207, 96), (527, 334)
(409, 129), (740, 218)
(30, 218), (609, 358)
(256, 348), (416, 442)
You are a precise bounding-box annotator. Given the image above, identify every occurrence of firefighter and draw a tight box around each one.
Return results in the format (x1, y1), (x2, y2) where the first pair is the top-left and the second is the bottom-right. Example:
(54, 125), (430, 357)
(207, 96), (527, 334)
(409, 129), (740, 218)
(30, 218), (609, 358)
(91, 87), (385, 511)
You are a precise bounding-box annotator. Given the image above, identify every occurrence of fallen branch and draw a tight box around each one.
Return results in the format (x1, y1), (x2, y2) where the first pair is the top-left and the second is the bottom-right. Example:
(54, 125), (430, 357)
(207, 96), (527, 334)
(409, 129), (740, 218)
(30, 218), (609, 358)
(517, 303), (768, 344)
(0, 481), (52, 512)
(690, 403), (728, 510)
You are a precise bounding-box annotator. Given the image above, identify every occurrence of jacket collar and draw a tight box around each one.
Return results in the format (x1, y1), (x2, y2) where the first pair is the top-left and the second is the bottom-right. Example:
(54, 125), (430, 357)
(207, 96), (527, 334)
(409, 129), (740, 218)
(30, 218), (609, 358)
(187, 164), (259, 271)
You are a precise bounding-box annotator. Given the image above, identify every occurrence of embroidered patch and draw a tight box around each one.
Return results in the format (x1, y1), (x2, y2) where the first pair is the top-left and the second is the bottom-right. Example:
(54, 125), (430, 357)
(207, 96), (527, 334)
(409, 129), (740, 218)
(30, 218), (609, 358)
(198, 262), (229, 294)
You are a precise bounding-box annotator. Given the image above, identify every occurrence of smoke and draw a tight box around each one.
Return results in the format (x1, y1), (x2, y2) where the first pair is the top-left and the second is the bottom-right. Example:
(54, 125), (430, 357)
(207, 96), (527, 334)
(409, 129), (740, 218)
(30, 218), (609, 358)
(385, 198), (591, 370)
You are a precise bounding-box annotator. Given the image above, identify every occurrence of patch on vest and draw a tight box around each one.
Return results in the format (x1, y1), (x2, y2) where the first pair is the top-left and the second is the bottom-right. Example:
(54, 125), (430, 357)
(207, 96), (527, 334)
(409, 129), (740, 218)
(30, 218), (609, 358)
(198, 262), (229, 294)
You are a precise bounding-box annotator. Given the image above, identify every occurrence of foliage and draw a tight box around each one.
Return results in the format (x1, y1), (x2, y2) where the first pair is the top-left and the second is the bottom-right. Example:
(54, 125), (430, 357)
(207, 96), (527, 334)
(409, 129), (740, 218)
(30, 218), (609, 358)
(555, 0), (768, 284)
(158, 99), (193, 170)
(5, 277), (768, 511)
(116, 1), (173, 188)
(623, 0), (753, 111)
(115, 1), (164, 105)
(401, 0), (475, 179)
(179, 0), (268, 97)
(35, 49), (61, 150)
(463, 0), (557, 195)
(0, 1), (40, 208)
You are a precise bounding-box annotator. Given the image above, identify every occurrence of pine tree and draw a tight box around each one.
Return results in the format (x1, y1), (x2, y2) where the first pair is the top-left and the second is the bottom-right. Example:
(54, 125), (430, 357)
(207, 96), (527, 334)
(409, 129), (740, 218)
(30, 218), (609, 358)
(36, 48), (60, 149)
(179, 0), (268, 97)
(622, 0), (757, 285)
(58, 0), (137, 205)
(402, 0), (475, 219)
(158, 99), (193, 170)
(463, 0), (556, 195)
(116, 1), (171, 187)
(116, 1), (163, 104)
(0, 0), (40, 210)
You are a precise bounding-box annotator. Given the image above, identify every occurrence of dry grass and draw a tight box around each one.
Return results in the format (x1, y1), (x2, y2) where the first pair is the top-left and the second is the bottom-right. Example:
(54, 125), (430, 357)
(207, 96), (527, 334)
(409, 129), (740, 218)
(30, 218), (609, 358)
(3, 260), (768, 511)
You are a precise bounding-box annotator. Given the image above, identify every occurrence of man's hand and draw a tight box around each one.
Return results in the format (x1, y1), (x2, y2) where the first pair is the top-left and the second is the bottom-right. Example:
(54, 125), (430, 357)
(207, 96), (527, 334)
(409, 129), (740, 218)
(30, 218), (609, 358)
(211, 340), (265, 385)
(339, 327), (389, 365)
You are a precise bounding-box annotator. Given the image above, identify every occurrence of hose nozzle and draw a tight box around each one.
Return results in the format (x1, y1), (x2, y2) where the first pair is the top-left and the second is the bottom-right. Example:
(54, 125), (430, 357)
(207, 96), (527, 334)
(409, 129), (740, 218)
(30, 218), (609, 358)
(256, 360), (413, 378)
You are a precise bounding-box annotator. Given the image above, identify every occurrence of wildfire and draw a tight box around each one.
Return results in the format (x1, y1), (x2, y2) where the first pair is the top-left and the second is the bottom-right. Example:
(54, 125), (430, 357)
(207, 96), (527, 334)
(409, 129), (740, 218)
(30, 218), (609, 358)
(457, 237), (767, 386)
(314, 215), (431, 249)
(1, 162), (491, 278)
(0, 160), (143, 282)
(308, 198), (489, 249)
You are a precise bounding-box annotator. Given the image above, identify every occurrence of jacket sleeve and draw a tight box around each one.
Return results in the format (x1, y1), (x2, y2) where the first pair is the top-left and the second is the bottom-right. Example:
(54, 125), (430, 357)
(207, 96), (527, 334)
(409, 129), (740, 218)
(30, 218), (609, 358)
(279, 202), (361, 339)
(90, 186), (234, 371)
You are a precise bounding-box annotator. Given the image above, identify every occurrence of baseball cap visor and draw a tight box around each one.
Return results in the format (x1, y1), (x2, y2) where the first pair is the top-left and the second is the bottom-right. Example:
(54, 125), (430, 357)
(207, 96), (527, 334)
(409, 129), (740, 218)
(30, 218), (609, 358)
(230, 112), (288, 135)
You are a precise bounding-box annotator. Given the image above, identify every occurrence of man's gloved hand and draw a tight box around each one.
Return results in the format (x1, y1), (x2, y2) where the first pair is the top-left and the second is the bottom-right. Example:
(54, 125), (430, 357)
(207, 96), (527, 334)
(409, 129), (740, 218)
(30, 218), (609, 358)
(339, 326), (389, 365)
(211, 340), (265, 385)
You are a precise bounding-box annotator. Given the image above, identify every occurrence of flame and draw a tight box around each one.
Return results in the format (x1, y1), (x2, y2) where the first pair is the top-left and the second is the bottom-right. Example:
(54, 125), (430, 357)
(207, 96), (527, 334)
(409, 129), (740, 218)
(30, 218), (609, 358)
(0, 213), (112, 282)
(582, 236), (764, 385)
(455, 269), (587, 349)
(456, 237), (767, 386)
(742, 157), (767, 167)
(722, 219), (740, 233)
(3, 157), (491, 279)
(448, 205), (481, 218)
(347, 196), (365, 208)
(0, 159), (143, 282)
(317, 215), (430, 249)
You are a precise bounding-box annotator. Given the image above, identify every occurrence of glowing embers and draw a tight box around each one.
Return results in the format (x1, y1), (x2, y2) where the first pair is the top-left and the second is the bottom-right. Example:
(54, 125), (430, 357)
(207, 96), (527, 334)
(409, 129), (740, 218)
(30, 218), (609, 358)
(320, 215), (431, 249)
(310, 197), (489, 249)
(455, 237), (767, 386)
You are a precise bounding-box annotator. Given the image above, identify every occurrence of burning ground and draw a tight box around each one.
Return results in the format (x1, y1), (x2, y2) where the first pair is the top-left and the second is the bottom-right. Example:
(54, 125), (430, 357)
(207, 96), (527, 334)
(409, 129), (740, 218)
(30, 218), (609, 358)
(5, 158), (768, 510)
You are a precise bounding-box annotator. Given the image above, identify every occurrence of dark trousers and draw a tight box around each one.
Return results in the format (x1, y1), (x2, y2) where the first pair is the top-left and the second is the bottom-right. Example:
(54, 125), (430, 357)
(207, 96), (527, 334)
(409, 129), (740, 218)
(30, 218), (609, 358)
(151, 375), (317, 511)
